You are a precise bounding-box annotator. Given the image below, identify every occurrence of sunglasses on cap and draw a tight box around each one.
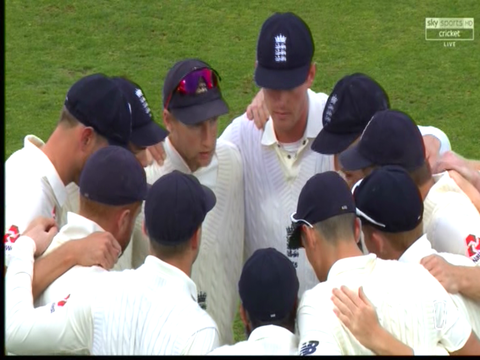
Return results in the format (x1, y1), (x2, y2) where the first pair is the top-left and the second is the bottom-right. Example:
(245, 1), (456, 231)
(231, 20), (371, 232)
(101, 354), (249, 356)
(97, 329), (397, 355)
(164, 67), (221, 110)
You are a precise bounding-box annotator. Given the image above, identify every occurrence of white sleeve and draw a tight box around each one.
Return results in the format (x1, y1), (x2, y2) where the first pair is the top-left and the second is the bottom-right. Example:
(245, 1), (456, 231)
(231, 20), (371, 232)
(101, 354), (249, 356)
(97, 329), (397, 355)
(433, 289), (473, 352)
(428, 196), (480, 264)
(4, 181), (56, 267)
(219, 116), (242, 149)
(418, 125), (452, 155)
(6, 236), (94, 355)
(181, 327), (221, 355)
(297, 293), (342, 355)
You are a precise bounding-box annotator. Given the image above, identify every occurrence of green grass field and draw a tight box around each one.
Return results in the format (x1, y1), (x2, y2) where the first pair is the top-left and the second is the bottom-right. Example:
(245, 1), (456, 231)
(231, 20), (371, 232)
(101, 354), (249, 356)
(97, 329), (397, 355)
(6, 0), (480, 344)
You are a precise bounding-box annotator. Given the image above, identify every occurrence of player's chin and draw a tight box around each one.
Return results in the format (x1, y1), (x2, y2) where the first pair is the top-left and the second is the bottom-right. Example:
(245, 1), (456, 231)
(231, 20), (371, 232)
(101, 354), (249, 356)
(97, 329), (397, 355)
(197, 152), (214, 167)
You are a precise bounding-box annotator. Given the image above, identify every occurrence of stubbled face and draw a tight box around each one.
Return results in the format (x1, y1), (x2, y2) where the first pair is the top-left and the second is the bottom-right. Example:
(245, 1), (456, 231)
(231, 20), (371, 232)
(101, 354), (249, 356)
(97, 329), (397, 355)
(262, 65), (315, 136)
(167, 117), (218, 172)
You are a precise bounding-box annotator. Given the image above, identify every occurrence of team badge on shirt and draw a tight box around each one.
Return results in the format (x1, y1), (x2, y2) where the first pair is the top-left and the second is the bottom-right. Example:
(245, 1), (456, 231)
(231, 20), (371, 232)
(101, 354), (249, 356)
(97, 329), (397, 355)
(465, 234), (480, 262)
(299, 340), (319, 356)
(50, 294), (71, 313)
(198, 291), (207, 310)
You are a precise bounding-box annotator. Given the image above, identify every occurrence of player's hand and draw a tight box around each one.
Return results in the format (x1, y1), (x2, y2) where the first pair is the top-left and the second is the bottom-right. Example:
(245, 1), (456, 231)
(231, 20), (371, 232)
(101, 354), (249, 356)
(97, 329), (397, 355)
(423, 135), (441, 171)
(23, 217), (58, 257)
(420, 254), (459, 294)
(73, 231), (122, 270)
(146, 141), (167, 166)
(332, 286), (382, 350)
(246, 88), (270, 130)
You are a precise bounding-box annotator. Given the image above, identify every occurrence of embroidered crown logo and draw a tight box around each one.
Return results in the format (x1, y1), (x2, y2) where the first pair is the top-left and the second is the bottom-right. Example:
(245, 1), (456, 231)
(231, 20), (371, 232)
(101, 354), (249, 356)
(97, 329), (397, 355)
(135, 88), (152, 116)
(274, 34), (287, 63)
(324, 94), (338, 125)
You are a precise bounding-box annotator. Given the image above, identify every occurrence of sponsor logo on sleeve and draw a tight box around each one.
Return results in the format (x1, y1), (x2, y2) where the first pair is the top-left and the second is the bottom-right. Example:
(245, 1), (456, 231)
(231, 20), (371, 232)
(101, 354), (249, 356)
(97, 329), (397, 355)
(465, 234), (480, 260)
(50, 294), (71, 313)
(4, 225), (20, 251)
(300, 340), (319, 356)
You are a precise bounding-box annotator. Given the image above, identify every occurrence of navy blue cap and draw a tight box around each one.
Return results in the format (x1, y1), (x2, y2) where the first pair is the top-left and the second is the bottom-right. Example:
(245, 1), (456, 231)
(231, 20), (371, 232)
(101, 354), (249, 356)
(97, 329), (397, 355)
(288, 172), (356, 249)
(255, 12), (314, 90)
(239, 248), (299, 322)
(79, 146), (148, 206)
(339, 109), (426, 171)
(312, 73), (390, 155)
(162, 59), (229, 125)
(111, 77), (169, 147)
(353, 166), (423, 233)
(145, 170), (216, 245)
(64, 73), (132, 147)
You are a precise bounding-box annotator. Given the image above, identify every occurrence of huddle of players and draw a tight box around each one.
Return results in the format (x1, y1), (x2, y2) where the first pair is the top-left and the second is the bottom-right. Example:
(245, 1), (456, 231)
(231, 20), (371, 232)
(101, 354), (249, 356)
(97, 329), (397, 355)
(5, 11), (480, 355)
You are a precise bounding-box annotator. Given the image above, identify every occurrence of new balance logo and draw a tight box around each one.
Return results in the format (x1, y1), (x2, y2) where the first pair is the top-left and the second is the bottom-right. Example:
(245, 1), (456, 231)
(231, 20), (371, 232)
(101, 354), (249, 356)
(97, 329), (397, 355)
(275, 34), (287, 62)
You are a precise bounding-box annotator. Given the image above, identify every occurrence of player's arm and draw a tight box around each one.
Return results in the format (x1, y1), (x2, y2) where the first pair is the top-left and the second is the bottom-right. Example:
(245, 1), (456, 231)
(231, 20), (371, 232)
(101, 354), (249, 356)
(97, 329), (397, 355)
(331, 286), (414, 355)
(447, 170), (480, 213)
(428, 197), (480, 264)
(297, 294), (342, 355)
(32, 232), (121, 299)
(181, 326), (220, 355)
(433, 151), (480, 192)
(6, 235), (94, 355)
(421, 255), (480, 301)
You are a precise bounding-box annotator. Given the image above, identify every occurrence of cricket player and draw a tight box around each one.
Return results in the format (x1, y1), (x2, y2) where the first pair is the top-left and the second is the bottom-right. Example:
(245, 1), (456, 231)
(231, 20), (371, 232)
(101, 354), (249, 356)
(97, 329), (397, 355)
(245, 73), (452, 174)
(34, 146), (148, 310)
(63, 76), (168, 272)
(6, 171), (219, 355)
(4, 74), (132, 298)
(287, 171), (480, 355)
(131, 59), (244, 346)
(353, 166), (480, 335)
(219, 12), (332, 296)
(209, 248), (299, 355)
(338, 109), (480, 263)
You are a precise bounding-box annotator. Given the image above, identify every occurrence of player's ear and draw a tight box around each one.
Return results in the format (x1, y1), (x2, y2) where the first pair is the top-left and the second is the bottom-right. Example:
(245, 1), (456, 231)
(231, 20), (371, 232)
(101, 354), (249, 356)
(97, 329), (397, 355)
(370, 229), (385, 255)
(79, 126), (95, 150)
(306, 63), (316, 87)
(190, 226), (202, 251)
(239, 304), (248, 327)
(163, 110), (174, 132)
(354, 217), (362, 244)
(117, 208), (131, 234)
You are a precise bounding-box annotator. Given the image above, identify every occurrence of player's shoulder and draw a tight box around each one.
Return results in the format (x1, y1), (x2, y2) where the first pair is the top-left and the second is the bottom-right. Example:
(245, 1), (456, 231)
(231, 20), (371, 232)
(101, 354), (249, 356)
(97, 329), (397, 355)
(299, 281), (332, 308)
(216, 138), (241, 158)
(308, 88), (329, 105)
(222, 112), (263, 142)
(208, 341), (254, 355)
(438, 252), (476, 267)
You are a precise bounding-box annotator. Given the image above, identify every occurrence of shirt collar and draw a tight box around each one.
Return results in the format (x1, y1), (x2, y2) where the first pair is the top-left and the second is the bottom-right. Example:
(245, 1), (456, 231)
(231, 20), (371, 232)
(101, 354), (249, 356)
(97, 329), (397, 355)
(249, 325), (297, 344)
(327, 253), (377, 280)
(65, 212), (105, 234)
(261, 89), (322, 146)
(143, 255), (198, 301)
(164, 137), (218, 189)
(24, 135), (68, 206)
(398, 235), (435, 264)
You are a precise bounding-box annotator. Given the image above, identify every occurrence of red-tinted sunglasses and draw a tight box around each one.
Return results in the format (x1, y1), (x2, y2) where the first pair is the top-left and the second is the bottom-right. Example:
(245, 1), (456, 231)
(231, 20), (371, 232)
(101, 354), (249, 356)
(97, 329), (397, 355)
(164, 67), (220, 110)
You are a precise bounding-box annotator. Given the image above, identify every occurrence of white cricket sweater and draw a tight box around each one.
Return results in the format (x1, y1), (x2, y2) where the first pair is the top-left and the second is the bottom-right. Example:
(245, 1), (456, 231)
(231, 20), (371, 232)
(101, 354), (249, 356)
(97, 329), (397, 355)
(133, 137), (245, 346)
(219, 89), (334, 296)
(6, 237), (219, 355)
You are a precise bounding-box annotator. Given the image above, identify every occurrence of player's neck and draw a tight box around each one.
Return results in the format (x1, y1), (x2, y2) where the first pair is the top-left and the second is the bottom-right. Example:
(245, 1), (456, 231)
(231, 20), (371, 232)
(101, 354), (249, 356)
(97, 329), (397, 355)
(154, 254), (193, 278)
(43, 127), (76, 185)
(331, 240), (365, 264)
(419, 177), (435, 200)
(274, 104), (309, 144)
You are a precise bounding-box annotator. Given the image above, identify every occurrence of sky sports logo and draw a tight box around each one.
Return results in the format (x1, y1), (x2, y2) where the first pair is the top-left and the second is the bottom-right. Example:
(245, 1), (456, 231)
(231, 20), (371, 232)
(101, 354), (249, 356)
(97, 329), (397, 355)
(425, 18), (474, 41)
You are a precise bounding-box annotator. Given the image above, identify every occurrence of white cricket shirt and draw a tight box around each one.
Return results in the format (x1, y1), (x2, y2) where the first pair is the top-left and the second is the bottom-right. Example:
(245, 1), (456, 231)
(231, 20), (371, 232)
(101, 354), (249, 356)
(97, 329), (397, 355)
(423, 171), (480, 264)
(5, 135), (68, 266)
(6, 236), (220, 355)
(63, 183), (134, 272)
(297, 254), (472, 355)
(35, 212), (109, 308)
(220, 89), (334, 296)
(133, 137), (245, 346)
(399, 234), (480, 335)
(208, 325), (298, 355)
